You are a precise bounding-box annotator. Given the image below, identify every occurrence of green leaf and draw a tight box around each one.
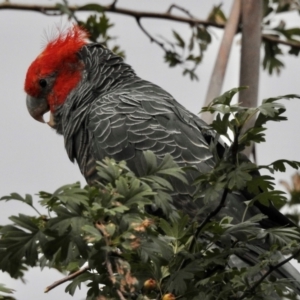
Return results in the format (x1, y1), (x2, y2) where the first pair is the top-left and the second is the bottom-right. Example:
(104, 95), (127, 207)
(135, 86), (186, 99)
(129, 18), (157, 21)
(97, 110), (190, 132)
(143, 150), (158, 174)
(160, 214), (189, 239)
(262, 40), (284, 74)
(47, 206), (89, 235)
(239, 127), (267, 145)
(259, 227), (300, 246)
(247, 175), (276, 194)
(258, 102), (285, 117)
(252, 190), (287, 208)
(289, 45), (300, 56)
(207, 4), (227, 24)
(196, 26), (212, 44)
(259, 159), (300, 173)
(0, 193), (33, 206)
(188, 33), (195, 51)
(254, 94), (300, 128)
(39, 182), (89, 208)
(82, 225), (102, 241)
(157, 168), (187, 185)
(65, 272), (96, 296)
(164, 51), (182, 67)
(227, 162), (255, 190)
(167, 267), (194, 294)
(0, 215), (46, 276)
(202, 87), (247, 111)
(173, 30), (185, 48)
(140, 238), (172, 263)
(210, 113), (230, 136)
(182, 68), (199, 81)
(0, 284), (14, 295)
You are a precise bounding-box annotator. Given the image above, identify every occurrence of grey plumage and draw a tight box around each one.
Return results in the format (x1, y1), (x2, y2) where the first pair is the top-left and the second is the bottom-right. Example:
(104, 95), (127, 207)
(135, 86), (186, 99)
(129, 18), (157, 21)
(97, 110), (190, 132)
(52, 43), (300, 296)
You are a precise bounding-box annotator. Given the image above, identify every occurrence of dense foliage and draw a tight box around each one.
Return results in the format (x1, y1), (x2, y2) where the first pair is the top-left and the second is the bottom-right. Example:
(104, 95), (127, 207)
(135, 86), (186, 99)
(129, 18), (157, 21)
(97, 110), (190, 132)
(1, 89), (300, 299)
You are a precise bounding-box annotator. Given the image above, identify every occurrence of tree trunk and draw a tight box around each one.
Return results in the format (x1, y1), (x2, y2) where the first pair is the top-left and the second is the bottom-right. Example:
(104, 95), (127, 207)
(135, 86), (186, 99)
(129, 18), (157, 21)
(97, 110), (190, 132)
(202, 0), (241, 124)
(238, 0), (263, 158)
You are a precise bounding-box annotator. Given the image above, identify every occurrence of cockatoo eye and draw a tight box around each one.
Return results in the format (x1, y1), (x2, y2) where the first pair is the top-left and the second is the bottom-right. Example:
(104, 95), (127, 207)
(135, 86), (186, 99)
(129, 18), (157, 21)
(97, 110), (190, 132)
(39, 79), (47, 88)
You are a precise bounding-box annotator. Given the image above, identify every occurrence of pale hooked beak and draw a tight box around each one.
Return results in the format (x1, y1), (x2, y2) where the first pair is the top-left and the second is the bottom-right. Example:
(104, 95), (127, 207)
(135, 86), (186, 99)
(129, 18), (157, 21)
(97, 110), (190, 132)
(26, 95), (56, 128)
(26, 95), (49, 123)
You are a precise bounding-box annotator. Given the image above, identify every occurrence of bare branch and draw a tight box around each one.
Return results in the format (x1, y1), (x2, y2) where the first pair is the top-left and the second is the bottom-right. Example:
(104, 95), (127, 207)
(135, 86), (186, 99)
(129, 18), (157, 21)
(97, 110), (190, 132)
(0, 1), (300, 49)
(0, 2), (225, 28)
(1, 2), (300, 50)
(44, 266), (90, 293)
(263, 34), (300, 48)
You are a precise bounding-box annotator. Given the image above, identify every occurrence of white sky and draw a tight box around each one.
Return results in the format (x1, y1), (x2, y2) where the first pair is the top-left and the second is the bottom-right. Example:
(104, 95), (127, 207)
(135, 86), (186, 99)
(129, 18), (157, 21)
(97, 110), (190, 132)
(1, 0), (300, 299)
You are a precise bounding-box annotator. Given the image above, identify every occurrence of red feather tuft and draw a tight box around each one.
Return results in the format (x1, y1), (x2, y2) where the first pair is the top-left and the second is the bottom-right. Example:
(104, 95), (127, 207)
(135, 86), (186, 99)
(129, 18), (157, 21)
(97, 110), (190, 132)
(24, 25), (89, 111)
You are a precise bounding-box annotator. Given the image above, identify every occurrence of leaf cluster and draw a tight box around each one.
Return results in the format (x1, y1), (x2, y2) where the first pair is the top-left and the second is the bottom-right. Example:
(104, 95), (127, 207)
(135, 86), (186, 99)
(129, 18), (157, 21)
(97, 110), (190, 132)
(2, 88), (300, 299)
(163, 24), (212, 81)
(201, 88), (300, 209)
(263, 0), (300, 74)
(0, 153), (187, 299)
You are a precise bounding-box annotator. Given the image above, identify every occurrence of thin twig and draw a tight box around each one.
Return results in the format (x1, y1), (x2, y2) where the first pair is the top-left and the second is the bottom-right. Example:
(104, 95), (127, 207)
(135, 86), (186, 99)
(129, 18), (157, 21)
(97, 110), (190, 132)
(176, 188), (229, 272)
(263, 34), (300, 48)
(110, 0), (118, 10)
(167, 4), (196, 19)
(178, 121), (241, 271)
(191, 188), (229, 250)
(135, 17), (168, 52)
(44, 266), (90, 293)
(96, 222), (127, 300)
(237, 248), (300, 300)
(105, 257), (127, 300)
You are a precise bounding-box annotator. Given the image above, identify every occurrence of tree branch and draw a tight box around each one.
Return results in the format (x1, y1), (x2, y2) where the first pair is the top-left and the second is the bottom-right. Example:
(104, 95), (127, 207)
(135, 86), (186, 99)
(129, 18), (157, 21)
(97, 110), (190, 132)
(237, 247), (300, 300)
(105, 257), (127, 300)
(191, 188), (229, 249)
(263, 34), (300, 48)
(96, 222), (127, 300)
(176, 187), (229, 272)
(0, 2), (223, 28)
(1, 2), (299, 50)
(44, 266), (90, 293)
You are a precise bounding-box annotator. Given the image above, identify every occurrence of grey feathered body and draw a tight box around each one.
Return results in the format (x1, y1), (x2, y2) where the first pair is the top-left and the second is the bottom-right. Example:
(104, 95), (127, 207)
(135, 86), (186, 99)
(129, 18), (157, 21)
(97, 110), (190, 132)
(53, 43), (300, 294)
